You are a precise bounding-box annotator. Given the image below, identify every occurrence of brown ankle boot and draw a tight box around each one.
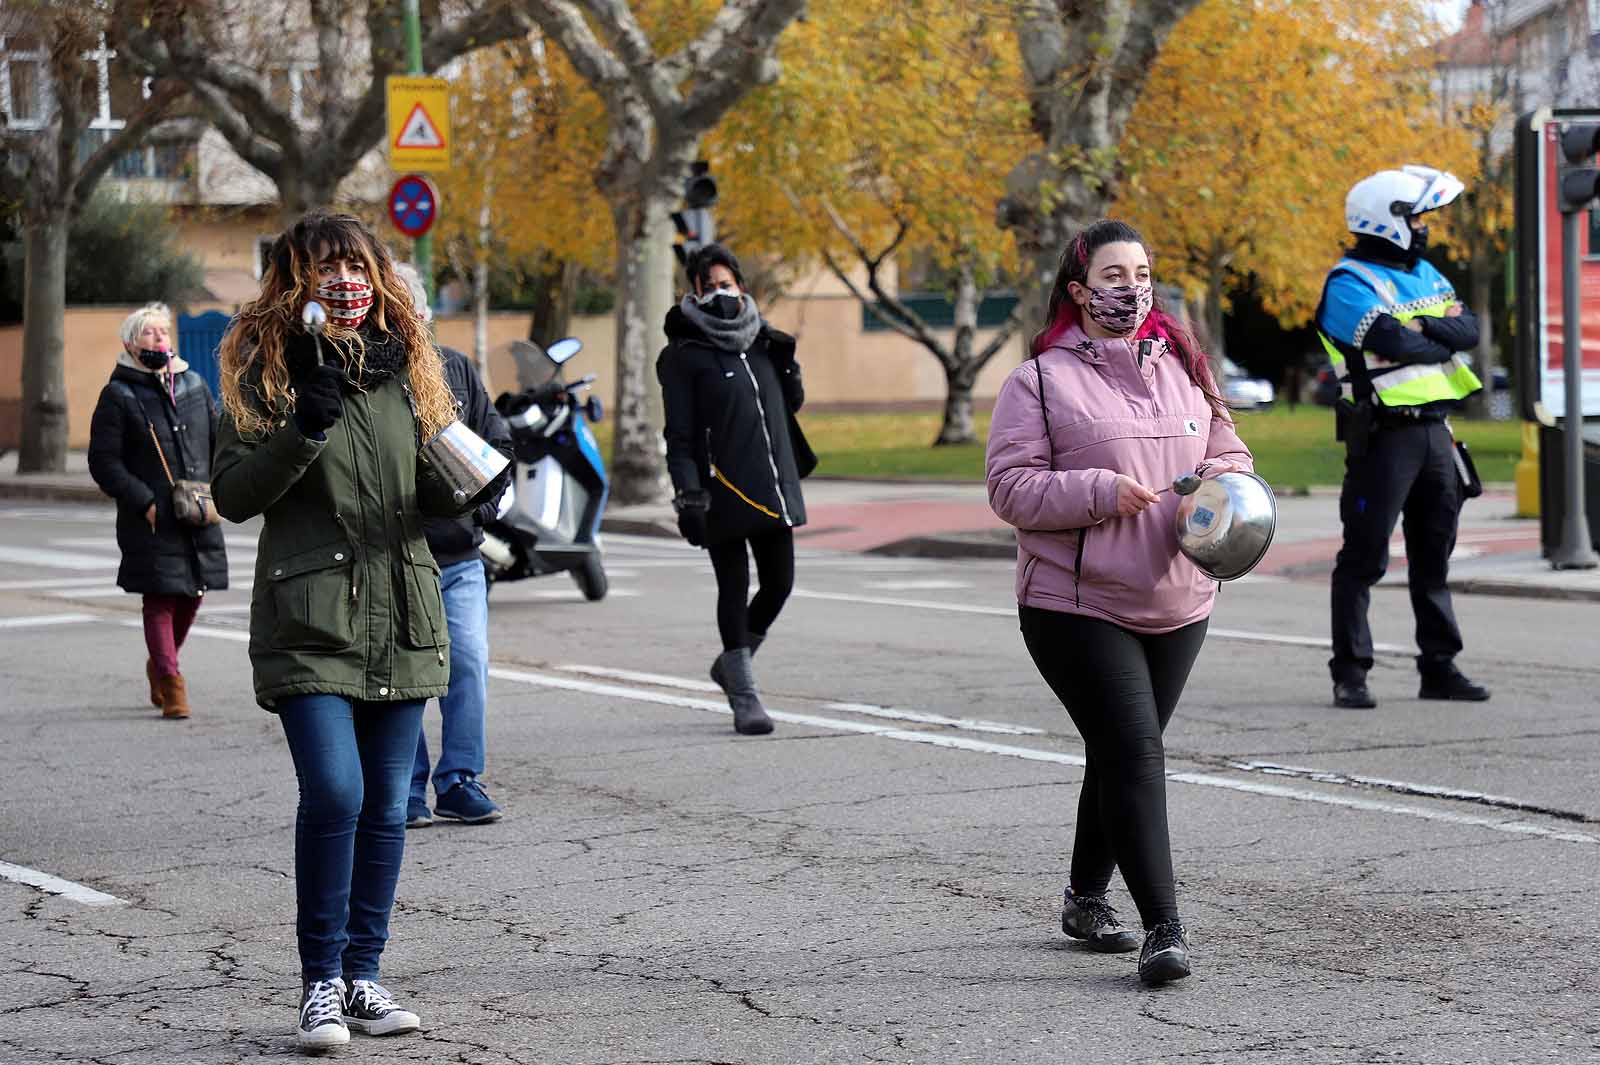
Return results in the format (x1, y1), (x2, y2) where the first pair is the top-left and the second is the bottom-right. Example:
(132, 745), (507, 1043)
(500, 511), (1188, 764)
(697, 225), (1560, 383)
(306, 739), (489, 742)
(159, 673), (190, 719)
(146, 659), (162, 708)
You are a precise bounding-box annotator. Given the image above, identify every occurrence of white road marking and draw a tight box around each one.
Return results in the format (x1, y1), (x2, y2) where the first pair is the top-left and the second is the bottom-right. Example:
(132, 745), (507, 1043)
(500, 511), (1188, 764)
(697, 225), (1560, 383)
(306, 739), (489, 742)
(483, 664), (1599, 847)
(0, 546), (119, 570)
(791, 588), (1410, 655)
(492, 588), (639, 602)
(0, 612), (100, 629)
(0, 860), (128, 907)
(864, 580), (973, 591)
(820, 701), (1044, 736)
(556, 664), (723, 693)
(0, 575), (126, 591)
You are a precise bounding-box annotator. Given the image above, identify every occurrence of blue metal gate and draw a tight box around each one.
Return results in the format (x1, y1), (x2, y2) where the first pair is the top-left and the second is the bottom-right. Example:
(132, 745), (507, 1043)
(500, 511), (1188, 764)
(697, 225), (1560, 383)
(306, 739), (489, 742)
(177, 310), (231, 399)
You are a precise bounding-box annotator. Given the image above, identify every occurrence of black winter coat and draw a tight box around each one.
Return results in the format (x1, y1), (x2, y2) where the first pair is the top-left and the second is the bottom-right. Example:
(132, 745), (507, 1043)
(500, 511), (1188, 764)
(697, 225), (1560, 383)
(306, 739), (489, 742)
(657, 307), (815, 546)
(422, 347), (514, 568)
(87, 362), (229, 596)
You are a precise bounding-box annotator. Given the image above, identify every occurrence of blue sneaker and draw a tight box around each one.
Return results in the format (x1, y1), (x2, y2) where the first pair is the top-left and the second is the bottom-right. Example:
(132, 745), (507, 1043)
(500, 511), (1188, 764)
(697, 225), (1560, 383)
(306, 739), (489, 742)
(405, 799), (432, 829)
(433, 779), (502, 824)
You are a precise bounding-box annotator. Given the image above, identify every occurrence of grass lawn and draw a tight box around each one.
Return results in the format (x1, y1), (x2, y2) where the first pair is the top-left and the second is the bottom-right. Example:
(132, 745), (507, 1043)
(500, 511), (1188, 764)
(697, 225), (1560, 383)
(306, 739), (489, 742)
(792, 406), (1524, 488)
(592, 406), (1524, 489)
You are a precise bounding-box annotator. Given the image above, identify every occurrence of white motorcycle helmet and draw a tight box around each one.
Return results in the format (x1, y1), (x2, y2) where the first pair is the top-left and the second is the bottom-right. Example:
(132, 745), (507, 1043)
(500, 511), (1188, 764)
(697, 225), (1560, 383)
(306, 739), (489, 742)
(1344, 165), (1465, 251)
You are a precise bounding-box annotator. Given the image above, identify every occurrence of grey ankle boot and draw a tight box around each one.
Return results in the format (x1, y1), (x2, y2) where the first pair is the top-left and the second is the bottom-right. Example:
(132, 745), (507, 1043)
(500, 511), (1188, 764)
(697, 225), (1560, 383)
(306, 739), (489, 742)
(713, 647), (774, 735)
(710, 632), (767, 694)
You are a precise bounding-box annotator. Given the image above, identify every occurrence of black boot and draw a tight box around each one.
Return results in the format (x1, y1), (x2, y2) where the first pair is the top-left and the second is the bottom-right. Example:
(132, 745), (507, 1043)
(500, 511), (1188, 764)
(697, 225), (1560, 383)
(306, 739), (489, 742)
(1419, 665), (1490, 701)
(1333, 680), (1377, 709)
(710, 632), (767, 693)
(713, 648), (774, 735)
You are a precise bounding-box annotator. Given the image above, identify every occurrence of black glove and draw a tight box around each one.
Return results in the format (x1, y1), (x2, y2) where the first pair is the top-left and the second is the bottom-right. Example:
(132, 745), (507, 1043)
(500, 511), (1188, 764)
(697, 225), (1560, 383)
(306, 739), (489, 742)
(283, 329), (324, 385)
(293, 363), (346, 437)
(673, 490), (709, 547)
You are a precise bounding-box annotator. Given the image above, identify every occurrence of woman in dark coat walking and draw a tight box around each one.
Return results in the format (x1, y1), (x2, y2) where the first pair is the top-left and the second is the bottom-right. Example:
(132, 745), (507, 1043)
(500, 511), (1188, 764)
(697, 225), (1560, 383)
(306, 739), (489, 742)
(657, 244), (814, 736)
(87, 302), (228, 719)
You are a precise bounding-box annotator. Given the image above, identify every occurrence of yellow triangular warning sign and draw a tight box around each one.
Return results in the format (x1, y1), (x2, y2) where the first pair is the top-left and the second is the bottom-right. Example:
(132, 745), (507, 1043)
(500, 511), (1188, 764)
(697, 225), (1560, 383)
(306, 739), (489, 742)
(394, 102), (444, 150)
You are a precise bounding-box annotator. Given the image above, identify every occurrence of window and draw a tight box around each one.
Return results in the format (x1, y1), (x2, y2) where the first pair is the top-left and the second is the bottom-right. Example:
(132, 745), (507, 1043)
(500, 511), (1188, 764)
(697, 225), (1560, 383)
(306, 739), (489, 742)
(1, 33), (48, 128)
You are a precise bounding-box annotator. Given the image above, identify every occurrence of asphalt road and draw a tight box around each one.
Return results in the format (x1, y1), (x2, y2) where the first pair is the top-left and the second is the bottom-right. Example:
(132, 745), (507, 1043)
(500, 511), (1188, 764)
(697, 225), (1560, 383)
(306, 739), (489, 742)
(2, 501), (1597, 1064)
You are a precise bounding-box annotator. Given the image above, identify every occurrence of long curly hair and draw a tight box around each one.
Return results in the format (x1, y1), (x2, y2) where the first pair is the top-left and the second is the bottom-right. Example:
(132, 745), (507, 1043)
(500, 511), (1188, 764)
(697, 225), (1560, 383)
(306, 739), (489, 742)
(218, 211), (456, 441)
(1033, 218), (1228, 419)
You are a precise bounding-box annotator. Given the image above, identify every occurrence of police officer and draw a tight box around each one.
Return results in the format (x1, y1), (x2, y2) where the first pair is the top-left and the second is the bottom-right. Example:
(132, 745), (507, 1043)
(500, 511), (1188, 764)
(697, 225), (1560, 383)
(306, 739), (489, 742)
(1316, 165), (1491, 710)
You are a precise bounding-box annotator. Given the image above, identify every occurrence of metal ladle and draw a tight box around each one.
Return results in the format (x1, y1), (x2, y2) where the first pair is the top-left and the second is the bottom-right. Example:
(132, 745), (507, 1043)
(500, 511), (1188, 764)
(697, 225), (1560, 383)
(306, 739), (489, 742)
(1160, 472), (1203, 497)
(301, 301), (327, 366)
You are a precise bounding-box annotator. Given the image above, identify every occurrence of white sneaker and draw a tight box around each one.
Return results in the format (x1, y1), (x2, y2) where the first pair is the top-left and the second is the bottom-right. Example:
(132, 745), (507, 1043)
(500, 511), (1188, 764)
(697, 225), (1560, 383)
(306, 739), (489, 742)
(297, 978), (350, 1053)
(342, 979), (421, 1036)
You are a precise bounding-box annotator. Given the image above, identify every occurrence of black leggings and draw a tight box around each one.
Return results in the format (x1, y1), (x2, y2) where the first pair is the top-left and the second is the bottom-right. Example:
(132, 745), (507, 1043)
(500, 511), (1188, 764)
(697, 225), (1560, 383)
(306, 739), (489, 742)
(707, 528), (795, 652)
(1019, 605), (1208, 928)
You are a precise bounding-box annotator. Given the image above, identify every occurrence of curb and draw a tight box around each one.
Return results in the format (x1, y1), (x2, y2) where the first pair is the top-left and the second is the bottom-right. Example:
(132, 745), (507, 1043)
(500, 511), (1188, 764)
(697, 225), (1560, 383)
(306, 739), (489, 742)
(1447, 577), (1600, 603)
(868, 532), (1015, 561)
(600, 514), (677, 539)
(0, 480), (107, 504)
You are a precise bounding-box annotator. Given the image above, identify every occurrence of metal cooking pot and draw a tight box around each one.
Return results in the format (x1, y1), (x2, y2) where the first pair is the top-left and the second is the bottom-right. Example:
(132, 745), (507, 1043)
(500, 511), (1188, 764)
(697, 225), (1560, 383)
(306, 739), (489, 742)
(1174, 471), (1277, 581)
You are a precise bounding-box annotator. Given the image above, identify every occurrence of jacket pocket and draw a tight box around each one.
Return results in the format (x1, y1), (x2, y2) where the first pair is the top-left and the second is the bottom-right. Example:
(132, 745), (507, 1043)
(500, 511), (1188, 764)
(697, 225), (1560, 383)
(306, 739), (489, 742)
(266, 544), (357, 651)
(398, 555), (446, 650)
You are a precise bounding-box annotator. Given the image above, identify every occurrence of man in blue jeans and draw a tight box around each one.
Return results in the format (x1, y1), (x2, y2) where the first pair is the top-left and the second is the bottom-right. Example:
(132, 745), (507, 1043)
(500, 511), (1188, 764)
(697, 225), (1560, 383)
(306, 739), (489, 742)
(408, 342), (514, 827)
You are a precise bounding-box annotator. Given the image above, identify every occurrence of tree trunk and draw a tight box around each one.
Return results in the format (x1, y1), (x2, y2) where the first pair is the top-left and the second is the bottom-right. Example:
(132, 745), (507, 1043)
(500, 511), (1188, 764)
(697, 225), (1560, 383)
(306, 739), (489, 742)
(935, 265), (981, 446)
(18, 217), (69, 473)
(1204, 264), (1227, 360)
(473, 190), (492, 390)
(526, 257), (580, 348)
(276, 169), (343, 226)
(607, 195), (675, 504)
(1468, 264), (1495, 419)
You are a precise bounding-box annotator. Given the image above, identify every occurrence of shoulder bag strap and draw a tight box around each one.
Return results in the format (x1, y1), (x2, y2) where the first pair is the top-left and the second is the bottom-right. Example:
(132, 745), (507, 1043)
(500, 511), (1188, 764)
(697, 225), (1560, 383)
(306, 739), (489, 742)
(146, 420), (176, 488)
(1031, 352), (1054, 472)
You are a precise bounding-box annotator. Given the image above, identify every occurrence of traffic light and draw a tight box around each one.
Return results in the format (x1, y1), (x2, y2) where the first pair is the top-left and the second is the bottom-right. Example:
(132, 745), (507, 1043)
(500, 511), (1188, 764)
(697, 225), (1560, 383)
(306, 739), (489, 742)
(671, 160), (718, 266)
(1558, 124), (1600, 213)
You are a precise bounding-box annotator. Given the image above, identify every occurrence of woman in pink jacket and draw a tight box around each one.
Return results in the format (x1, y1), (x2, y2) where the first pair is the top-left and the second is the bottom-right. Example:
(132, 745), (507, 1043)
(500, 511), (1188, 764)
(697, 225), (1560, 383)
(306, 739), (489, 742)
(986, 219), (1253, 986)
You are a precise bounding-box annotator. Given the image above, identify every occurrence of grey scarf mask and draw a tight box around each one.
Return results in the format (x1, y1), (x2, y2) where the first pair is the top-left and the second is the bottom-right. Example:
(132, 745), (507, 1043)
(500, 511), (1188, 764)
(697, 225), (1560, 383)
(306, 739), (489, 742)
(679, 292), (762, 353)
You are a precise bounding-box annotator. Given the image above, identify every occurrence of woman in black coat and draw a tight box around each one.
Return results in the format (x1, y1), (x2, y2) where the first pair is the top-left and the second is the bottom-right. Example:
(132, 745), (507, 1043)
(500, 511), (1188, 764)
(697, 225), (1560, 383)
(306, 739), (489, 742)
(87, 303), (228, 719)
(657, 244), (814, 736)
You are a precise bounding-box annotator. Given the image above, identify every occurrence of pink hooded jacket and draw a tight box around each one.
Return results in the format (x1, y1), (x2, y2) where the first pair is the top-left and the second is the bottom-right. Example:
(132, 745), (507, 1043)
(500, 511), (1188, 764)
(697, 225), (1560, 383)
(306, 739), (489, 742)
(985, 323), (1254, 634)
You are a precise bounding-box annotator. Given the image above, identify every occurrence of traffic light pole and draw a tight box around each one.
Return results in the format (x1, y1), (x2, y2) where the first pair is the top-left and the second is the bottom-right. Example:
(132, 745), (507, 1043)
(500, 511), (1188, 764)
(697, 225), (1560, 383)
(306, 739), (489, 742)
(1553, 207), (1599, 568)
(403, 0), (433, 303)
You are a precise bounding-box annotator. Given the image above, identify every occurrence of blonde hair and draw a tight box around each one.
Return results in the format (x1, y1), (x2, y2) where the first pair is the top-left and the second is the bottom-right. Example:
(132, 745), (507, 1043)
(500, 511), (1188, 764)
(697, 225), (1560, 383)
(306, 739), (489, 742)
(217, 212), (455, 441)
(120, 303), (174, 348)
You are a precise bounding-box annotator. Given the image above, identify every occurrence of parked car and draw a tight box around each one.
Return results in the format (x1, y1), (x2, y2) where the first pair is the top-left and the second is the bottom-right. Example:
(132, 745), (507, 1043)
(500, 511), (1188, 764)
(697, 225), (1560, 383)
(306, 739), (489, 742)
(1220, 357), (1274, 411)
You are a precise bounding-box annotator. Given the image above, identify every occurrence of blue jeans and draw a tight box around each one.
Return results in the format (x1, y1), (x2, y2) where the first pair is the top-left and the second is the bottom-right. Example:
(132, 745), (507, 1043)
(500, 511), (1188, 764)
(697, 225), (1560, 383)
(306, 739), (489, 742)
(412, 558), (489, 802)
(278, 694), (426, 984)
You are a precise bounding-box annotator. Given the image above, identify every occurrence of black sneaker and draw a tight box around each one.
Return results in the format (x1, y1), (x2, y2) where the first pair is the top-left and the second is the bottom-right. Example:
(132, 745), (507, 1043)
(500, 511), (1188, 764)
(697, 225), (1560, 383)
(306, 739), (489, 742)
(1419, 666), (1490, 702)
(1138, 920), (1192, 986)
(1333, 681), (1377, 709)
(342, 979), (421, 1036)
(1061, 891), (1139, 953)
(297, 978), (349, 1053)
(405, 799), (432, 829)
(433, 778), (502, 824)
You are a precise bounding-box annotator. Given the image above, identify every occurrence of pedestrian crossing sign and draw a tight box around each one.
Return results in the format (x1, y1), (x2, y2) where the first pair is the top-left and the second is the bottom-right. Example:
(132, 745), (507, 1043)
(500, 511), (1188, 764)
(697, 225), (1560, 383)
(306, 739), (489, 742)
(386, 76), (451, 172)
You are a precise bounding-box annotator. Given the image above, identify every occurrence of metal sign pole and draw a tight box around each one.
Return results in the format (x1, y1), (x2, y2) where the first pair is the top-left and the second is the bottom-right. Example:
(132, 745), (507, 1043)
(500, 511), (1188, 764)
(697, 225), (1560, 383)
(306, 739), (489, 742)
(1553, 207), (1599, 568)
(403, 0), (433, 304)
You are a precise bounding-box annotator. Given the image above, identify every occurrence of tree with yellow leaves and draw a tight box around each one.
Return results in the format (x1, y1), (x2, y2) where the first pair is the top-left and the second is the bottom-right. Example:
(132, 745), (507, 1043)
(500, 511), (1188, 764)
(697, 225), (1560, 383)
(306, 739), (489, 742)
(710, 0), (1033, 445)
(1117, 0), (1476, 360)
(432, 38), (612, 381)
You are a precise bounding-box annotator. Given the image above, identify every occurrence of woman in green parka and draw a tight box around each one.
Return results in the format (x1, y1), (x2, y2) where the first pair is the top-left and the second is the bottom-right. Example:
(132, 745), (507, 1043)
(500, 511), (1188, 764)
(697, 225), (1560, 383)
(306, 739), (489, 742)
(212, 212), (464, 1053)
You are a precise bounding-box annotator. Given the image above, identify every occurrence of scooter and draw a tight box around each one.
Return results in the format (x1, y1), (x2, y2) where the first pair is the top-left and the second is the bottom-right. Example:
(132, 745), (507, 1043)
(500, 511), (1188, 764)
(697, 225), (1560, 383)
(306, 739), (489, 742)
(480, 337), (610, 601)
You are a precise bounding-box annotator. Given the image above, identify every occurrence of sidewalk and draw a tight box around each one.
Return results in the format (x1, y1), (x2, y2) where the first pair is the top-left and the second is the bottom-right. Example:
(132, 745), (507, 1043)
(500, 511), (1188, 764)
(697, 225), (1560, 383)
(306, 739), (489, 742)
(7, 452), (1600, 601)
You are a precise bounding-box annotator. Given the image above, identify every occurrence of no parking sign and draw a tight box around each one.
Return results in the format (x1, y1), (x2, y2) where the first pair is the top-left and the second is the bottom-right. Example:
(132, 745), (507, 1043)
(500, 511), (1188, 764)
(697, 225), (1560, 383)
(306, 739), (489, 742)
(388, 174), (439, 240)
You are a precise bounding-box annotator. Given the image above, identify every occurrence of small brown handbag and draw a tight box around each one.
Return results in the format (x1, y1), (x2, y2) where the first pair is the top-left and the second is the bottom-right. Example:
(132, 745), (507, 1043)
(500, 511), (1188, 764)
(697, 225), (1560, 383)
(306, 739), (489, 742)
(147, 421), (221, 527)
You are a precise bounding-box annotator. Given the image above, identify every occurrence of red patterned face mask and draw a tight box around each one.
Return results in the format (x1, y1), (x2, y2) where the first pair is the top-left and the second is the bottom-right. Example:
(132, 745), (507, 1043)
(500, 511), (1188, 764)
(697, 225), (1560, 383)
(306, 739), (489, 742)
(314, 276), (375, 330)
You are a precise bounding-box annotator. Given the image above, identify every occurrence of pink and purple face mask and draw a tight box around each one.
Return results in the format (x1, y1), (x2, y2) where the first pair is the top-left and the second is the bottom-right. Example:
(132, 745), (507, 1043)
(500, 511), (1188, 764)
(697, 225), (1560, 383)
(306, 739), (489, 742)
(1085, 283), (1154, 337)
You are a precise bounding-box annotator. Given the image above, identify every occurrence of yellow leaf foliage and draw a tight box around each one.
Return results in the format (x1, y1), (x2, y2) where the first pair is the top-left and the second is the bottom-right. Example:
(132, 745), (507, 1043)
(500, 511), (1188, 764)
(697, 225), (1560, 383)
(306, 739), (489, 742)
(433, 40), (614, 275)
(1117, 0), (1478, 328)
(706, 0), (1032, 290)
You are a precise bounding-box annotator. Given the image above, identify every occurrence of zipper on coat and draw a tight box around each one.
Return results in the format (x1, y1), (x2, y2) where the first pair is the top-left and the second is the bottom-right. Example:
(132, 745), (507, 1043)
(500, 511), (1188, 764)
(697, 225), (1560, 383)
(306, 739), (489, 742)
(739, 352), (792, 526)
(1073, 526), (1089, 607)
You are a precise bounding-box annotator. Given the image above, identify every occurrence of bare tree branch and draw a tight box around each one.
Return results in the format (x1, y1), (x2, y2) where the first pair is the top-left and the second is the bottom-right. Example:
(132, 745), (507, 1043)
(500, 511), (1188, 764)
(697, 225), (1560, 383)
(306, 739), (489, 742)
(71, 80), (189, 209)
(521, 1), (631, 99)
